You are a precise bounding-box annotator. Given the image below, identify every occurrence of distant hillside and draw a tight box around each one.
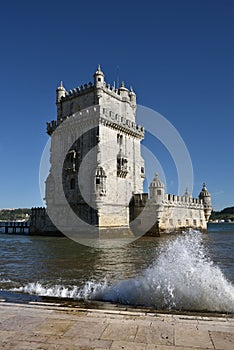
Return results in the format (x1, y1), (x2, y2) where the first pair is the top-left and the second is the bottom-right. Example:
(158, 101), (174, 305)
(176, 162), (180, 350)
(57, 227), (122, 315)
(0, 206), (233, 222)
(0, 208), (31, 221)
(210, 206), (234, 221)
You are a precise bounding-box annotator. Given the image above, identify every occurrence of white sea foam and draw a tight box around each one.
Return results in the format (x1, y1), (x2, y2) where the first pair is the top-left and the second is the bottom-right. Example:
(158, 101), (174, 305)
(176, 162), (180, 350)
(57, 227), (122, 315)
(97, 230), (234, 312)
(0, 278), (12, 283)
(12, 230), (234, 312)
(12, 279), (108, 300)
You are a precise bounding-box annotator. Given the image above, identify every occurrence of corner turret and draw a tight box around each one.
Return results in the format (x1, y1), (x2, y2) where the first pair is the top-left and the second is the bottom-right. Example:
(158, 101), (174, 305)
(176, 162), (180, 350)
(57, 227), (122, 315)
(56, 81), (66, 103)
(129, 86), (136, 109)
(184, 187), (191, 199)
(199, 182), (212, 221)
(149, 173), (165, 204)
(93, 64), (105, 88)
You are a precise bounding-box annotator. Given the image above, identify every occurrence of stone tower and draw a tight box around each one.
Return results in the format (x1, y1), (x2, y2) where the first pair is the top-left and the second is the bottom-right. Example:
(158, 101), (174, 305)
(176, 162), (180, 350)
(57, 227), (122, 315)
(199, 183), (212, 221)
(149, 173), (165, 204)
(46, 65), (145, 233)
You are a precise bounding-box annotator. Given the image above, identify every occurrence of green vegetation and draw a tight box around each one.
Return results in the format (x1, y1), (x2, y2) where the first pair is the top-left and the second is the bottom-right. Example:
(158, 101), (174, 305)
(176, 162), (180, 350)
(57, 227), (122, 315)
(0, 208), (31, 221)
(210, 206), (234, 221)
(0, 206), (233, 222)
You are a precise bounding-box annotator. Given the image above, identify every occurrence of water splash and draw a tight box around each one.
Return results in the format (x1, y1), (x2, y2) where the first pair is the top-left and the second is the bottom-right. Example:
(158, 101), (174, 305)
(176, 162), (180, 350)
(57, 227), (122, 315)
(97, 230), (234, 312)
(12, 230), (234, 312)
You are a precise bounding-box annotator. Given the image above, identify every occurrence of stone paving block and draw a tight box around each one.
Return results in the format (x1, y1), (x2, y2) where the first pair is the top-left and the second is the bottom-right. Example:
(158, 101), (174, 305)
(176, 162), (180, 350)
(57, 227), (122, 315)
(154, 346), (195, 350)
(106, 317), (151, 327)
(197, 323), (234, 333)
(0, 330), (17, 341)
(101, 323), (137, 342)
(0, 313), (14, 322)
(11, 340), (46, 350)
(15, 331), (49, 343)
(31, 344), (61, 350)
(174, 318), (199, 326)
(34, 318), (75, 336)
(135, 324), (174, 346)
(145, 345), (157, 350)
(63, 320), (107, 340)
(0, 341), (19, 350)
(175, 324), (214, 348)
(110, 340), (146, 350)
(210, 331), (234, 350)
(73, 336), (112, 348)
(0, 316), (43, 332)
(45, 335), (73, 346)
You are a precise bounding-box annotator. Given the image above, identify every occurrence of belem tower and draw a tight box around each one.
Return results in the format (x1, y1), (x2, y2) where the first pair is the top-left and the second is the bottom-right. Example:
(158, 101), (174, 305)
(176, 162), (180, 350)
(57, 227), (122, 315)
(31, 66), (212, 236)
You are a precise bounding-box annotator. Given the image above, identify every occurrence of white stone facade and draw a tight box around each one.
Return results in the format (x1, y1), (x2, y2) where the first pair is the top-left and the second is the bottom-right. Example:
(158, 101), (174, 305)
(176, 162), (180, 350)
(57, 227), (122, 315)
(131, 175), (212, 235)
(30, 66), (212, 236)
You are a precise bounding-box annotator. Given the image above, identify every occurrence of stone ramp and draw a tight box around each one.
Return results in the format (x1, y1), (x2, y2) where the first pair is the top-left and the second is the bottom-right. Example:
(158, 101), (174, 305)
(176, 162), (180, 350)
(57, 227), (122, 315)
(0, 302), (233, 349)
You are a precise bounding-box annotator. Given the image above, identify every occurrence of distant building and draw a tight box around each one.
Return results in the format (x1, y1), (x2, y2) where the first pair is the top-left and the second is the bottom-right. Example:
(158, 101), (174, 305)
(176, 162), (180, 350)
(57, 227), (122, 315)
(31, 66), (212, 236)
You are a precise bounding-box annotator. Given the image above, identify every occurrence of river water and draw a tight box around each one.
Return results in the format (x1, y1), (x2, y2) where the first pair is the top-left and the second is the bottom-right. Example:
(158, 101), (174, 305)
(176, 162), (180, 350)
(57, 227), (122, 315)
(0, 223), (233, 313)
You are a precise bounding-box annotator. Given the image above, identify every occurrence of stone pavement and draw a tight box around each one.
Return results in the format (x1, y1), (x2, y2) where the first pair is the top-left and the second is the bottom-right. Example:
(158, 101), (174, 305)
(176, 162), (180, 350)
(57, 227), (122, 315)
(0, 301), (233, 349)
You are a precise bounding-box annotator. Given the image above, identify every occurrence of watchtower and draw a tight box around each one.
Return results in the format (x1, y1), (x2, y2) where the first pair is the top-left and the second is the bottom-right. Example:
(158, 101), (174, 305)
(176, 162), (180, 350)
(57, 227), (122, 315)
(46, 66), (145, 231)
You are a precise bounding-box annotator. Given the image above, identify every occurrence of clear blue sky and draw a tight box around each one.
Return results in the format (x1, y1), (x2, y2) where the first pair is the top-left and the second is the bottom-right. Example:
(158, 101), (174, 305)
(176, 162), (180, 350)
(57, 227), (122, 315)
(0, 0), (233, 211)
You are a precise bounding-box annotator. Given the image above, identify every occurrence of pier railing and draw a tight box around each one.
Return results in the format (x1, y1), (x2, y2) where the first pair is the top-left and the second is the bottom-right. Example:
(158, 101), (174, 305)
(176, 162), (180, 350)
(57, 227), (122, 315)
(0, 221), (30, 234)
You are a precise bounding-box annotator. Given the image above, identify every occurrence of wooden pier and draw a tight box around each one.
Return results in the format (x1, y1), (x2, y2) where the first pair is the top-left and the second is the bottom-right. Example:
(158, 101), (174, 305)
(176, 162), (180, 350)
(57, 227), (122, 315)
(0, 221), (29, 234)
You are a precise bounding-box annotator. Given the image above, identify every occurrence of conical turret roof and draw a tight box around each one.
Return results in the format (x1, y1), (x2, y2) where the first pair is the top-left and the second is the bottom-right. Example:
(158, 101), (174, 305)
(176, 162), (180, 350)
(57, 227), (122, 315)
(199, 183), (210, 197)
(150, 173), (164, 188)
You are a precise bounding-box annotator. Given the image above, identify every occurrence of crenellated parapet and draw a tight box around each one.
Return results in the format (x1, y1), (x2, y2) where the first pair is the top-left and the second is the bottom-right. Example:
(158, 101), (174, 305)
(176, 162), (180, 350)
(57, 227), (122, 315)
(162, 194), (204, 209)
(31, 207), (46, 214)
(133, 193), (149, 206)
(47, 105), (144, 138)
(60, 81), (135, 103)
(133, 192), (204, 209)
(101, 107), (144, 138)
(61, 82), (94, 101)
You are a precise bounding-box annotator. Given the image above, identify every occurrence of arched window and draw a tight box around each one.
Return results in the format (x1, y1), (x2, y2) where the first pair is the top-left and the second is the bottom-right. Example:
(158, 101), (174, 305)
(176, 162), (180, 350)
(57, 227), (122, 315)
(95, 167), (106, 196)
(117, 152), (128, 178)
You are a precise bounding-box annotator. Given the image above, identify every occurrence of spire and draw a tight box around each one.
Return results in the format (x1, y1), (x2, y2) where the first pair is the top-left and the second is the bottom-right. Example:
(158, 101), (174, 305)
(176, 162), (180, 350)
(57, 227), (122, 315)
(94, 64), (104, 76)
(119, 80), (128, 93)
(57, 81), (65, 91)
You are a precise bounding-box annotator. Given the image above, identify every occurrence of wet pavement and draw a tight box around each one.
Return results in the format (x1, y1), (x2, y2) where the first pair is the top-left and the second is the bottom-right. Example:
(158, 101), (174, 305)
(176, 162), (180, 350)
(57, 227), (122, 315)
(0, 301), (233, 349)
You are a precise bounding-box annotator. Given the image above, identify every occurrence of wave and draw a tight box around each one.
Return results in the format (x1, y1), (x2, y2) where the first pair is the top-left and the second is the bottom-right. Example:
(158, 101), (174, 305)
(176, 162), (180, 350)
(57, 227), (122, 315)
(12, 280), (108, 300)
(12, 230), (234, 312)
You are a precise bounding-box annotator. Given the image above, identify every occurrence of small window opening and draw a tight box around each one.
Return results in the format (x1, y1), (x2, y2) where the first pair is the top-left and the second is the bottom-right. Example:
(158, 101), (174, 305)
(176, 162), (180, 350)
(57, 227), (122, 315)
(95, 167), (106, 196)
(70, 178), (75, 190)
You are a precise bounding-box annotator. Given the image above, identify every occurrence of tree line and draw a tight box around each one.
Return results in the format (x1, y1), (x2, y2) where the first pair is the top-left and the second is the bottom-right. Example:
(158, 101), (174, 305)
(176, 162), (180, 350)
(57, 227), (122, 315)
(0, 208), (31, 221)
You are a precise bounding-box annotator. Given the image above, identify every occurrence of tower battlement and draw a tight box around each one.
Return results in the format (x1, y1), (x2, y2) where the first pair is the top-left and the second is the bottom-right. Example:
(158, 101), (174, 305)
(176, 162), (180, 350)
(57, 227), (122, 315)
(47, 105), (144, 138)
(61, 81), (135, 103)
(56, 65), (137, 123)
